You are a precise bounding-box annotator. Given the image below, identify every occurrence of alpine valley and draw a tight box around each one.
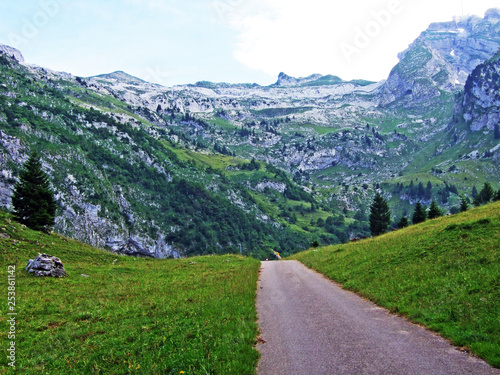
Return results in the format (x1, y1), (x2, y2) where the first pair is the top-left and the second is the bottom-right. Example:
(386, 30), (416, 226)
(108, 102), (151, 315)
(0, 9), (499, 259)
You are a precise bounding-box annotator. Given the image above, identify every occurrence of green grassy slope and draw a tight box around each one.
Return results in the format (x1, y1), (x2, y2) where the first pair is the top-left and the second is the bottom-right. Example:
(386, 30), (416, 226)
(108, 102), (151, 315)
(0, 211), (260, 374)
(290, 201), (500, 367)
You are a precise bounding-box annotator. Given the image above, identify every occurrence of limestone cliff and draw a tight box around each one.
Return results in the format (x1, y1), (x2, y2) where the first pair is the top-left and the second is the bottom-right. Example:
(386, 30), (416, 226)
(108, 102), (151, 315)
(380, 9), (500, 107)
(455, 50), (500, 132)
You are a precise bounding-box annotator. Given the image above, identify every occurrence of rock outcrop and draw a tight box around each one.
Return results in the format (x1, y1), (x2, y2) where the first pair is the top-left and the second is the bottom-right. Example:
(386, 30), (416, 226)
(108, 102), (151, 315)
(0, 44), (24, 64)
(275, 72), (324, 87)
(105, 235), (180, 259)
(455, 50), (500, 132)
(380, 9), (500, 107)
(25, 254), (67, 277)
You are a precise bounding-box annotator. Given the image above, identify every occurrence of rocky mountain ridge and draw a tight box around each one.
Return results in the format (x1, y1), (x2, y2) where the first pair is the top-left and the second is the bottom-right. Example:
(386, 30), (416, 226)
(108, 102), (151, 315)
(380, 8), (500, 106)
(0, 50), (315, 259)
(0, 9), (499, 258)
(0, 44), (24, 63)
(454, 50), (500, 132)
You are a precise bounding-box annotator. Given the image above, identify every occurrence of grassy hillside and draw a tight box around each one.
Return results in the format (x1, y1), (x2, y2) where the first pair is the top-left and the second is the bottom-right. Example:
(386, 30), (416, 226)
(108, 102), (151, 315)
(0, 211), (260, 374)
(290, 201), (500, 367)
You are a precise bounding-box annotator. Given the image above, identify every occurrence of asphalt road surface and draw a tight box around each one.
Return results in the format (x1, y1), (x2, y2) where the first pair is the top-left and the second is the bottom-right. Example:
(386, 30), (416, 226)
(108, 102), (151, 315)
(256, 260), (499, 375)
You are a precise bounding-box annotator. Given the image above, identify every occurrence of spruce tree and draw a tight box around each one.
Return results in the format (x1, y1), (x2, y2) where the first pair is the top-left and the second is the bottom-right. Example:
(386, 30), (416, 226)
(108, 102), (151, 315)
(369, 192), (391, 236)
(473, 193), (482, 207)
(428, 200), (442, 219)
(397, 216), (409, 229)
(459, 196), (468, 212)
(412, 202), (427, 224)
(494, 189), (500, 202)
(479, 182), (494, 204)
(417, 182), (425, 200)
(425, 181), (432, 201)
(471, 186), (478, 199)
(12, 151), (57, 233)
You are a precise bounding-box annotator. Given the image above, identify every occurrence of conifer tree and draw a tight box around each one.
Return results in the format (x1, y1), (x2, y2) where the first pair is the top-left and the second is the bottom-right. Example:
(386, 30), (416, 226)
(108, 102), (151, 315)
(369, 192), (391, 236)
(473, 193), (482, 207)
(412, 202), (427, 224)
(471, 185), (478, 199)
(397, 216), (409, 229)
(425, 181), (432, 200)
(417, 182), (425, 200)
(12, 151), (57, 233)
(459, 196), (469, 212)
(479, 182), (494, 204)
(428, 200), (442, 219)
(494, 189), (500, 202)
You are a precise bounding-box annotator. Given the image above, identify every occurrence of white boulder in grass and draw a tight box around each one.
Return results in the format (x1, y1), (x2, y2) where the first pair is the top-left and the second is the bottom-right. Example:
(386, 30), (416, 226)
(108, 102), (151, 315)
(25, 253), (67, 277)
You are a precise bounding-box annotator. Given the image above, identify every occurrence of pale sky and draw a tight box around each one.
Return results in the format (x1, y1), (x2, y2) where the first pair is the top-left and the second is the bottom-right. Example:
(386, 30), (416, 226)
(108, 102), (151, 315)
(0, 0), (498, 86)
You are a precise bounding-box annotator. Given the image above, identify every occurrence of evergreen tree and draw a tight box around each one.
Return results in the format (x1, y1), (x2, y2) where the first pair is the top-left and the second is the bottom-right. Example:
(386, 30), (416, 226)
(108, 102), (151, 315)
(12, 151), (57, 233)
(417, 182), (425, 200)
(428, 200), (442, 219)
(479, 182), (494, 204)
(473, 194), (482, 207)
(494, 189), (500, 202)
(425, 181), (432, 200)
(471, 185), (478, 198)
(440, 188), (448, 204)
(459, 196), (468, 212)
(397, 216), (409, 229)
(412, 202), (427, 224)
(369, 192), (391, 236)
(495, 123), (500, 140)
(364, 135), (372, 147)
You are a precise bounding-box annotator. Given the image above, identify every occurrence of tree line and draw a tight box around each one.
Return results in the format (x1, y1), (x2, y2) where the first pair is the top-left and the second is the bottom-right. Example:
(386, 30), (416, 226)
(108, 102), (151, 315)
(369, 182), (500, 237)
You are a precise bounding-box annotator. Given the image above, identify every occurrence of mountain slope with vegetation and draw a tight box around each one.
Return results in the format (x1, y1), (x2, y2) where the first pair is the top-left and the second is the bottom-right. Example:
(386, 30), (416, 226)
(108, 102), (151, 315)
(290, 201), (500, 367)
(0, 209), (261, 374)
(0, 10), (499, 257)
(0, 51), (321, 259)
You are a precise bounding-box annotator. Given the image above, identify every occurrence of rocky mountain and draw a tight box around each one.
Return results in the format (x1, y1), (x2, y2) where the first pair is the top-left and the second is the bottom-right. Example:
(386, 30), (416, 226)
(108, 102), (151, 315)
(0, 44), (24, 63)
(94, 71), (149, 86)
(275, 72), (324, 87)
(0, 9), (499, 259)
(455, 50), (500, 132)
(275, 72), (374, 88)
(0, 49), (317, 259)
(380, 8), (500, 107)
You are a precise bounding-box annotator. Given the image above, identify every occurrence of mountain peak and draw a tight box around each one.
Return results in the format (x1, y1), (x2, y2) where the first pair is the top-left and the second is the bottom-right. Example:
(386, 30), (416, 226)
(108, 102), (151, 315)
(0, 44), (25, 64)
(275, 72), (324, 87)
(92, 71), (146, 85)
(380, 8), (500, 107)
(485, 8), (500, 23)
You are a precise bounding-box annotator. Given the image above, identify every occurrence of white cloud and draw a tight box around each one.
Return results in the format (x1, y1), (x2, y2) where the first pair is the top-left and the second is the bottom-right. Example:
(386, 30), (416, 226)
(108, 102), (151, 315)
(124, 0), (184, 15)
(3, 0), (498, 86)
(225, 0), (500, 81)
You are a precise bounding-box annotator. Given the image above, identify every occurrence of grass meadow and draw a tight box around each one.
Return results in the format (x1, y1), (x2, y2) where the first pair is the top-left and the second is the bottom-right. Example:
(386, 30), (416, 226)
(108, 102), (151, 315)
(0, 211), (260, 374)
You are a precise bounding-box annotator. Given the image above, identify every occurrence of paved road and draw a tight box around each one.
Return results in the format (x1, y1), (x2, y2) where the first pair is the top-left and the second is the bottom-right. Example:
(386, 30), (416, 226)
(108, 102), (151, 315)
(256, 260), (499, 375)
